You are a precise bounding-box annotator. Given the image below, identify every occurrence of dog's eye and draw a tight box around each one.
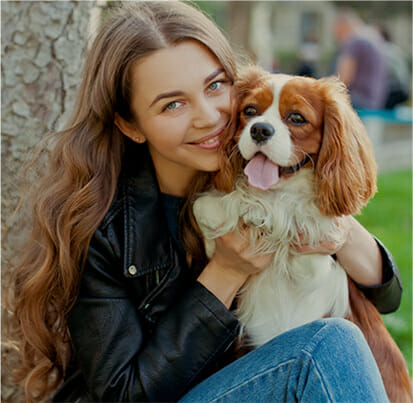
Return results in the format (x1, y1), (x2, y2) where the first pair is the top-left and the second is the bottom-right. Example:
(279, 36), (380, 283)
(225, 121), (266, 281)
(288, 113), (306, 125)
(243, 106), (258, 117)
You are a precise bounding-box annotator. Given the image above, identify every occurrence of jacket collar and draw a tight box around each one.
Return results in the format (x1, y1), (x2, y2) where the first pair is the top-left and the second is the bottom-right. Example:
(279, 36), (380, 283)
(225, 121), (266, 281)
(119, 142), (176, 278)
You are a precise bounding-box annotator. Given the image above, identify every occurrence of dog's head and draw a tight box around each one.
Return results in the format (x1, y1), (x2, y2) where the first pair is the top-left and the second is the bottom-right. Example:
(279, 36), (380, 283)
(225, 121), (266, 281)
(215, 66), (377, 216)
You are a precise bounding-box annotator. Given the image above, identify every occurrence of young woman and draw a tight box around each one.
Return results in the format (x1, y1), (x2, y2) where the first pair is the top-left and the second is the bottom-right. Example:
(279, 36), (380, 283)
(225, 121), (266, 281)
(9, 2), (402, 402)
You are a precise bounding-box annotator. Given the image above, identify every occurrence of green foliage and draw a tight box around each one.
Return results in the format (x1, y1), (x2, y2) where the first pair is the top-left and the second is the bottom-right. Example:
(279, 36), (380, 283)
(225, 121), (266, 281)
(357, 170), (412, 374)
(191, 1), (227, 27)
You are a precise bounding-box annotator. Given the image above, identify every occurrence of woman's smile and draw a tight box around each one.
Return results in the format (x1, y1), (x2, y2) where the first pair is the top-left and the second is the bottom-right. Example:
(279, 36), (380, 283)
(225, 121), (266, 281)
(188, 124), (227, 150)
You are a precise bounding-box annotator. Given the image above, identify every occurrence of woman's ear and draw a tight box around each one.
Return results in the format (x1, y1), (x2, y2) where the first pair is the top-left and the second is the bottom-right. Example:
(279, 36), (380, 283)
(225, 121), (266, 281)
(114, 112), (146, 143)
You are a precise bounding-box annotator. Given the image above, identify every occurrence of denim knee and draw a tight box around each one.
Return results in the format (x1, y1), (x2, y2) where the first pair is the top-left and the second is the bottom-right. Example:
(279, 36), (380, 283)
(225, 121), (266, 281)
(301, 318), (367, 357)
(292, 318), (388, 402)
(315, 317), (364, 339)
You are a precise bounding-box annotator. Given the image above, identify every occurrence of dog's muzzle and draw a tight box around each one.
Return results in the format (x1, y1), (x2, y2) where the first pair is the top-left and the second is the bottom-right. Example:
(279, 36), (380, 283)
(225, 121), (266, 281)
(250, 122), (274, 145)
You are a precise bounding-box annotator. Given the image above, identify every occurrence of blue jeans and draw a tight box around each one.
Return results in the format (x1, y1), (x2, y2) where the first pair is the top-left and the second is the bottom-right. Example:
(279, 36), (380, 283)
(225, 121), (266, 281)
(179, 318), (388, 402)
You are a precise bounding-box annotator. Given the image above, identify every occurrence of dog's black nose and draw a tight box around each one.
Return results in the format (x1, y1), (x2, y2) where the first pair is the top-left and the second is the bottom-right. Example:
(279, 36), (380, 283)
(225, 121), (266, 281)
(250, 122), (274, 144)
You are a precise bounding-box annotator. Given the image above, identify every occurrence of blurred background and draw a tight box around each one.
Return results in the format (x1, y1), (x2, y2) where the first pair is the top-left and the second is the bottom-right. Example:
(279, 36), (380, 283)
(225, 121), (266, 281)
(2, 1), (412, 401)
(197, 2), (411, 76)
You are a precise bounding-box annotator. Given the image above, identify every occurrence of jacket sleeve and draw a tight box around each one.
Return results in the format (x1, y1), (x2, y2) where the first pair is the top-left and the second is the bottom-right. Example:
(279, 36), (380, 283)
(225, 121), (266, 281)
(355, 238), (403, 314)
(67, 227), (239, 402)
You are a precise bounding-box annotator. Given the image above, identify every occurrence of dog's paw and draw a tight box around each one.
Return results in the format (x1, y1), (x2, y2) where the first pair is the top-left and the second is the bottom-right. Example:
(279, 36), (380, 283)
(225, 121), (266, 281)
(241, 209), (272, 233)
(193, 195), (226, 230)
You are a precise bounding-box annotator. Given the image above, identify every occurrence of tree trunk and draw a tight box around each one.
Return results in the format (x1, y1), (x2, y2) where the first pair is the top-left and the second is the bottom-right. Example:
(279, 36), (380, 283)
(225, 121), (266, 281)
(1, 2), (95, 401)
(227, 1), (254, 58)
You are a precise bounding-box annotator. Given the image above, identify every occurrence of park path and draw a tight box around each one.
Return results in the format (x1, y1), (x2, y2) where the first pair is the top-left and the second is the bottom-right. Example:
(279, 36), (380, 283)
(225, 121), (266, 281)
(361, 107), (412, 173)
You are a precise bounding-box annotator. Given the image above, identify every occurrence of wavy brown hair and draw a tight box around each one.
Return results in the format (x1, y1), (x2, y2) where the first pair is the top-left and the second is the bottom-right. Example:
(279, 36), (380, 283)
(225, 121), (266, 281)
(7, 2), (237, 401)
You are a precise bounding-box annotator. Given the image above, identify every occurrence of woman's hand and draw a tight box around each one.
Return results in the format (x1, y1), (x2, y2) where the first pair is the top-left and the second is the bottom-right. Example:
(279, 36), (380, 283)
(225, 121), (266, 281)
(197, 225), (274, 309)
(294, 217), (350, 255)
(295, 216), (383, 287)
(213, 227), (274, 277)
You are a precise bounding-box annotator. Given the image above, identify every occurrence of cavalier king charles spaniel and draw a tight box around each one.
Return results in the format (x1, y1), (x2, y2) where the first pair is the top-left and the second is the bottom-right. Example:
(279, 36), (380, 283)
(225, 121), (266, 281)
(193, 66), (411, 402)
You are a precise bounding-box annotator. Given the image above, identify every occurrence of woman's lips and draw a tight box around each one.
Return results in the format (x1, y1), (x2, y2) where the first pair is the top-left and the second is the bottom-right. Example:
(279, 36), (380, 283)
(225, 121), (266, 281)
(191, 134), (221, 150)
(189, 126), (225, 150)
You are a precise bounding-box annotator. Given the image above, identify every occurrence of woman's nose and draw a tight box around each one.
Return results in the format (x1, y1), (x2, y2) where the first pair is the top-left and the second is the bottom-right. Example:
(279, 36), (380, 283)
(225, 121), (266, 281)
(192, 97), (221, 128)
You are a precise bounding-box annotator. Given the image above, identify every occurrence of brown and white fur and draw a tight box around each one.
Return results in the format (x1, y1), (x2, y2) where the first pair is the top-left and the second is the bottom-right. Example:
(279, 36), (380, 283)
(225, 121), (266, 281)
(193, 66), (411, 402)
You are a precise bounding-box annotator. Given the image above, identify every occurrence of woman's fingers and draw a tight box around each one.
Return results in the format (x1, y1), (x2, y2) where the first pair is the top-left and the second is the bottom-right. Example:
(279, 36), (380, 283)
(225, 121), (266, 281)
(294, 239), (343, 255)
(294, 216), (353, 255)
(214, 226), (274, 275)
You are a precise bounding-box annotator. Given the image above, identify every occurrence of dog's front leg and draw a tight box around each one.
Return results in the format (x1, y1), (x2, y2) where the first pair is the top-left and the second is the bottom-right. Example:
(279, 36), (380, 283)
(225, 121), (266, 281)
(193, 193), (235, 258)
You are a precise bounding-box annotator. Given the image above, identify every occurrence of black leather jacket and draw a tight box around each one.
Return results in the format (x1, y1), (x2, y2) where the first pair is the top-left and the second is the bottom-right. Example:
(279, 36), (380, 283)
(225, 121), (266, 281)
(53, 143), (402, 402)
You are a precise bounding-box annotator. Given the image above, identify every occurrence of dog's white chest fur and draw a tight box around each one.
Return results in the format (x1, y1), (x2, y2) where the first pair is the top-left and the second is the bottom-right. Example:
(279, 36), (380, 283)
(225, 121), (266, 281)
(194, 170), (350, 347)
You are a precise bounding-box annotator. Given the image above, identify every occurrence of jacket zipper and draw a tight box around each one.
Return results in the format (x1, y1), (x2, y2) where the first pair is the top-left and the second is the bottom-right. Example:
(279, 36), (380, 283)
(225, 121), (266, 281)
(138, 266), (171, 312)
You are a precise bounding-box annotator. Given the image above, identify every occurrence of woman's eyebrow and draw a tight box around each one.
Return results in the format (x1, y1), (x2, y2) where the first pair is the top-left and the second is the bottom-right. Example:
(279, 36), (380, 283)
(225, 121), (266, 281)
(149, 68), (226, 108)
(203, 68), (225, 85)
(149, 90), (184, 108)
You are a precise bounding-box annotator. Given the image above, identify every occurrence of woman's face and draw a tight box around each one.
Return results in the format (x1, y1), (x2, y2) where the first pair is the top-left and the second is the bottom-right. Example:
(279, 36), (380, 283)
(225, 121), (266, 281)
(121, 40), (232, 196)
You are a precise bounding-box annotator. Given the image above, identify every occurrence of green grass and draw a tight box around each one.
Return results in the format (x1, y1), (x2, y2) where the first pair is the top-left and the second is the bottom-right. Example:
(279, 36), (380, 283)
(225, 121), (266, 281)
(357, 169), (412, 374)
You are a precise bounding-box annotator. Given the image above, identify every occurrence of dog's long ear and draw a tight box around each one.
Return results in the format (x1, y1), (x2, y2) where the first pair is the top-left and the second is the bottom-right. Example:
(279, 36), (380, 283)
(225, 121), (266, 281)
(316, 77), (377, 216)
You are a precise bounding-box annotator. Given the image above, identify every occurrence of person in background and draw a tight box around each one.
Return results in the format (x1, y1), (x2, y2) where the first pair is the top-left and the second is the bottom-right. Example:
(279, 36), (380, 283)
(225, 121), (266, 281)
(333, 9), (388, 110)
(296, 41), (320, 78)
(377, 25), (411, 109)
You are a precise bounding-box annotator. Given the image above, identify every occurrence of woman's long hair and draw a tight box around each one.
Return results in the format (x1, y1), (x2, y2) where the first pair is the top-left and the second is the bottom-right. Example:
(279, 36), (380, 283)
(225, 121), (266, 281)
(7, 2), (236, 401)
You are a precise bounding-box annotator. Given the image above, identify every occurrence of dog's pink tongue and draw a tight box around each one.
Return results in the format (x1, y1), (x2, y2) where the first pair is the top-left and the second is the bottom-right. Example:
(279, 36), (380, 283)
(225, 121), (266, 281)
(244, 153), (280, 190)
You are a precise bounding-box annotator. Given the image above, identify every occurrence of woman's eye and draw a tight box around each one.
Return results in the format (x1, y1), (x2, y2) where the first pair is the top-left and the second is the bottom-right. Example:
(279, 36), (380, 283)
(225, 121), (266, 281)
(243, 106), (258, 117)
(164, 101), (182, 111)
(209, 81), (221, 91)
(288, 112), (306, 125)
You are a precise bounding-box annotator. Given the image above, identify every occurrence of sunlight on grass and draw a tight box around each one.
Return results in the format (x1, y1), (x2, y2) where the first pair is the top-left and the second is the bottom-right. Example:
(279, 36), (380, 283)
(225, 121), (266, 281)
(357, 170), (412, 374)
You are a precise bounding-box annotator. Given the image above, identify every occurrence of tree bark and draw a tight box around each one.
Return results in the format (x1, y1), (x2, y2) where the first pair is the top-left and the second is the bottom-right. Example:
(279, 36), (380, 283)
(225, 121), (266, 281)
(227, 1), (254, 58)
(1, 2), (95, 401)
